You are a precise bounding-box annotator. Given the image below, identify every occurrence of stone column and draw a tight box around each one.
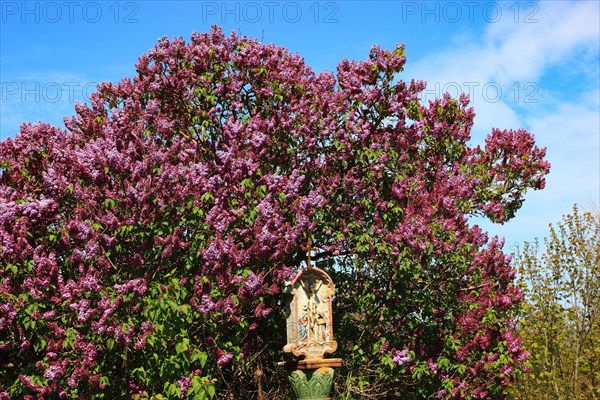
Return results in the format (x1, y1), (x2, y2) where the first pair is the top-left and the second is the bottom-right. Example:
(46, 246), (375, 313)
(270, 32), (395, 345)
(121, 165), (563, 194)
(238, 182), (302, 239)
(290, 367), (335, 400)
(280, 357), (342, 399)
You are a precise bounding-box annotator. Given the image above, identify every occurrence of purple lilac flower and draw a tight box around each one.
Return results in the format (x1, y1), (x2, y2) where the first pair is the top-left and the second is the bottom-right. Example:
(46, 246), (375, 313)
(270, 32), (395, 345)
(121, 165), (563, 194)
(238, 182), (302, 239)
(391, 348), (411, 366)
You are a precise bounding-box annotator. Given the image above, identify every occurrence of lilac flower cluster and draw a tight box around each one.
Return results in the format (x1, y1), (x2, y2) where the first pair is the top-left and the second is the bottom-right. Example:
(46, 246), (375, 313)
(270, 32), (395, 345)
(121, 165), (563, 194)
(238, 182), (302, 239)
(391, 348), (411, 366)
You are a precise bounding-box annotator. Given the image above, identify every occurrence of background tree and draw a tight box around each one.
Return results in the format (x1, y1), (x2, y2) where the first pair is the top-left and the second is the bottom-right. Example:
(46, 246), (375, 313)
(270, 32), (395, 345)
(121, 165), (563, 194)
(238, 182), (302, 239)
(0, 27), (549, 399)
(510, 204), (600, 399)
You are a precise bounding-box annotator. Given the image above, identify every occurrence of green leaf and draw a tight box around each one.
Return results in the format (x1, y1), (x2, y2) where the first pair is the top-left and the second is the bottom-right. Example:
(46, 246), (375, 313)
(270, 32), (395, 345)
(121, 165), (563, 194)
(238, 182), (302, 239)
(200, 192), (214, 202)
(176, 339), (189, 354)
(207, 384), (216, 398)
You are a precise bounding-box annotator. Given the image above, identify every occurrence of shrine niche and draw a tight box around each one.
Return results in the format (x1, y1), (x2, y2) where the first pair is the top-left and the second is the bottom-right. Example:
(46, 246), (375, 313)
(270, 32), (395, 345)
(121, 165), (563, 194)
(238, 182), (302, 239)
(283, 267), (336, 360)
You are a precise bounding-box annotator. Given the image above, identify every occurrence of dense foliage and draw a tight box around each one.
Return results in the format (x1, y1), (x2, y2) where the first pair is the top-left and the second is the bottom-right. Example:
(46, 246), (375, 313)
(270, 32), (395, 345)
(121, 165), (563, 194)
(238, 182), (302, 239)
(0, 27), (549, 399)
(510, 205), (599, 400)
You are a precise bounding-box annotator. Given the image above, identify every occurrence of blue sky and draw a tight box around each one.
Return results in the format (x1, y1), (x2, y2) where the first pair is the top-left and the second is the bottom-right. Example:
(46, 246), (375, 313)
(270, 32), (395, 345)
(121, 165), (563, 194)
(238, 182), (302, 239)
(1, 1), (599, 252)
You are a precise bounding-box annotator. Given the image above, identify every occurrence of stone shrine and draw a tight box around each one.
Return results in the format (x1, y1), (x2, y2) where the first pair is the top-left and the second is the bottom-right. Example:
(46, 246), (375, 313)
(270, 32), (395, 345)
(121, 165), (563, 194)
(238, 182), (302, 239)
(283, 267), (336, 360)
(280, 239), (342, 400)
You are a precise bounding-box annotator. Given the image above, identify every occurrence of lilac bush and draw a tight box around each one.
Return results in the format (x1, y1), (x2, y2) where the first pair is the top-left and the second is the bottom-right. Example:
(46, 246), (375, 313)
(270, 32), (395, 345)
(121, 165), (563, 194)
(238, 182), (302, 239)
(0, 27), (549, 398)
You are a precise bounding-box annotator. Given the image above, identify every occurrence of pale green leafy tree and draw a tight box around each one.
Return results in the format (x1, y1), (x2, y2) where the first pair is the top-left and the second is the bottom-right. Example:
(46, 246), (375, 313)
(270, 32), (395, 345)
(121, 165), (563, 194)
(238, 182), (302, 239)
(510, 204), (600, 399)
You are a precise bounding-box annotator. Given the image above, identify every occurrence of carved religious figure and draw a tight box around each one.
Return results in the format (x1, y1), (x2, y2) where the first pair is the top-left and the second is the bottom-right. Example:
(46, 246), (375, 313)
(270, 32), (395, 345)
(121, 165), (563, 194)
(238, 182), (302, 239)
(283, 267), (337, 360)
(298, 305), (309, 342)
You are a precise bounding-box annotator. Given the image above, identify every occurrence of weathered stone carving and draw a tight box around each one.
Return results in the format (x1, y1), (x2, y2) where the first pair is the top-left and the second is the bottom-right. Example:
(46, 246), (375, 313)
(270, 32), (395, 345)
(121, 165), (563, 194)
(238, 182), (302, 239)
(283, 267), (337, 360)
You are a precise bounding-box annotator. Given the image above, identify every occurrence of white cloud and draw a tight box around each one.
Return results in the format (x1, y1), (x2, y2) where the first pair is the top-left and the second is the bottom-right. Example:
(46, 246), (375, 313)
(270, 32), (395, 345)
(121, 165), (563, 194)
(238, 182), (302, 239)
(526, 92), (600, 201)
(406, 1), (599, 93)
(403, 0), (600, 246)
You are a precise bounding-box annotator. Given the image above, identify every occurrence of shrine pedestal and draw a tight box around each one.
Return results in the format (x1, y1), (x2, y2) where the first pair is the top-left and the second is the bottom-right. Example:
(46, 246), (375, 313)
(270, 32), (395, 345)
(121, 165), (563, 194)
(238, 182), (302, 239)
(278, 359), (342, 400)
